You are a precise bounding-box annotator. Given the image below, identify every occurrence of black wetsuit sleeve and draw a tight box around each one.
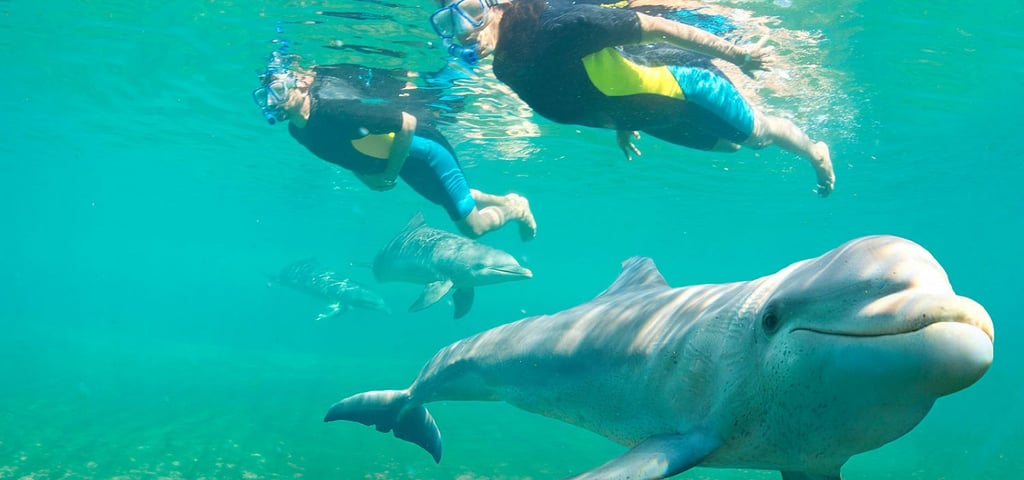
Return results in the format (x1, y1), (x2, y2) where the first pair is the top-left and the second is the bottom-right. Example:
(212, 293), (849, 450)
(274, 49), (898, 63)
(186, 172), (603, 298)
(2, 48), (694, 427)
(314, 98), (404, 136)
(549, 5), (642, 56)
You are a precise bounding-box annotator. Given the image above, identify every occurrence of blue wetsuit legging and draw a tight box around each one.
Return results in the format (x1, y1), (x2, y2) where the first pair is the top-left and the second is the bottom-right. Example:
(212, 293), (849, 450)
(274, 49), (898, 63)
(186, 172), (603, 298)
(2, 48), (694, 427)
(667, 65), (755, 144)
(398, 136), (476, 221)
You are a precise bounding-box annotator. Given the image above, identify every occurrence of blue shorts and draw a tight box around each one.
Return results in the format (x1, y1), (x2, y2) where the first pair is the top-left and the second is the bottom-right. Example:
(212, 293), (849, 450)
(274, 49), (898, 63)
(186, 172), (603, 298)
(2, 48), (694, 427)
(399, 136), (476, 221)
(660, 65), (755, 146)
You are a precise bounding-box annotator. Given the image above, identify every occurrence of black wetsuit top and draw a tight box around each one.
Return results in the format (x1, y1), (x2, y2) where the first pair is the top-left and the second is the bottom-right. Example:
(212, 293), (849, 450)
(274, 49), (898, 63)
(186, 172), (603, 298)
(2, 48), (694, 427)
(288, 65), (455, 174)
(493, 2), (732, 137)
(493, 3), (645, 129)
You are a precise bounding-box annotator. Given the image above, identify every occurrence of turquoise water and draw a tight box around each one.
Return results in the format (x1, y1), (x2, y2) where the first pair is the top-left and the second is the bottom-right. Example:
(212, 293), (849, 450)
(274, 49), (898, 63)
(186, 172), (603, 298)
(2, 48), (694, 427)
(2, 0), (1022, 478)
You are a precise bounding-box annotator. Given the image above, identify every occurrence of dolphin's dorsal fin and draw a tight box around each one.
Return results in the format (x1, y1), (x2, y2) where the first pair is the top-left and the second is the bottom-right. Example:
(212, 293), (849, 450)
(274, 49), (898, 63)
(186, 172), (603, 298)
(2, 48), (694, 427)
(595, 257), (669, 298)
(403, 212), (427, 233)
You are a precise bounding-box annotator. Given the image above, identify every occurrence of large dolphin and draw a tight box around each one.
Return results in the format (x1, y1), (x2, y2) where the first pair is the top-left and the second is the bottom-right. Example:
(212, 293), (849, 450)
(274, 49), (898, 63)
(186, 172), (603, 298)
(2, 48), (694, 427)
(268, 258), (389, 320)
(372, 213), (532, 319)
(324, 235), (994, 479)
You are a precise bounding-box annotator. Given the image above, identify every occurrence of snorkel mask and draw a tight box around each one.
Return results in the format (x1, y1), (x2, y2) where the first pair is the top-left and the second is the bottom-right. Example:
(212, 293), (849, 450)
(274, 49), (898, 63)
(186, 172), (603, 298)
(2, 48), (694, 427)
(253, 48), (299, 125)
(429, 0), (506, 64)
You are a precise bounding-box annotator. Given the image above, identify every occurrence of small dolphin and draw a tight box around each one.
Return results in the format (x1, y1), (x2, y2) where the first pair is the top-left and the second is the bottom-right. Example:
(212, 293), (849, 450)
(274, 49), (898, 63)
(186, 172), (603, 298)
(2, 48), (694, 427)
(324, 235), (994, 479)
(372, 213), (532, 319)
(269, 258), (389, 320)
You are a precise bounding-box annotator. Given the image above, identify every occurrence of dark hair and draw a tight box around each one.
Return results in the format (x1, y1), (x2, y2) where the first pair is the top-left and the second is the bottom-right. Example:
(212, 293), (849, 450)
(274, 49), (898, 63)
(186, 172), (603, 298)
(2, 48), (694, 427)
(495, 0), (546, 65)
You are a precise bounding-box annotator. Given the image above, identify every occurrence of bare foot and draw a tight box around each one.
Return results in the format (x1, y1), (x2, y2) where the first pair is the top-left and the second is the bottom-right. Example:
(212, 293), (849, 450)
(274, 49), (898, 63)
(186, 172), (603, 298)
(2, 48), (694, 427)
(506, 193), (537, 241)
(811, 141), (835, 197)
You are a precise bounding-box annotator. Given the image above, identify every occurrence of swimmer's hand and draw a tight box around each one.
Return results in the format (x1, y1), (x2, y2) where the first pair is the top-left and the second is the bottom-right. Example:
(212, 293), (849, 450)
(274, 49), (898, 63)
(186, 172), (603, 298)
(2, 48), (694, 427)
(738, 36), (774, 78)
(617, 130), (642, 161)
(815, 182), (833, 198)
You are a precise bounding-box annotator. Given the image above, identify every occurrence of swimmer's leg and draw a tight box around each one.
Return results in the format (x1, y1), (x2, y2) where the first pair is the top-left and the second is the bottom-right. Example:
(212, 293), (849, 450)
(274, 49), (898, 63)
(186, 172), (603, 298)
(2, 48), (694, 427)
(669, 65), (834, 195)
(748, 112), (835, 197)
(404, 136), (537, 239)
(457, 190), (537, 241)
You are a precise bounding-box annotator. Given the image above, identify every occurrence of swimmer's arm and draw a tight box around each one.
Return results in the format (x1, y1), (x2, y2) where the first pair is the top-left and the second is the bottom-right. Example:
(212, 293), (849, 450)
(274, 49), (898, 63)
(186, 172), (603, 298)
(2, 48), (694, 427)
(381, 111), (417, 183)
(355, 111), (416, 192)
(635, 13), (768, 71)
(353, 172), (381, 190)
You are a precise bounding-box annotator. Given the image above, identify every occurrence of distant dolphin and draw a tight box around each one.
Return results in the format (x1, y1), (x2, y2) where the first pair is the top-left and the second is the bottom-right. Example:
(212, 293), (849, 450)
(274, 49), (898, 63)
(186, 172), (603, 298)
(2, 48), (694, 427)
(269, 258), (389, 320)
(324, 235), (994, 479)
(373, 213), (532, 319)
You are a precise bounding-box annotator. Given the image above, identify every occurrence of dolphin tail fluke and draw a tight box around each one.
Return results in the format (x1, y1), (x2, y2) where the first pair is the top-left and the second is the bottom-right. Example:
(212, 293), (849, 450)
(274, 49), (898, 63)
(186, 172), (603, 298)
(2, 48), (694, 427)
(452, 287), (475, 319)
(324, 389), (442, 463)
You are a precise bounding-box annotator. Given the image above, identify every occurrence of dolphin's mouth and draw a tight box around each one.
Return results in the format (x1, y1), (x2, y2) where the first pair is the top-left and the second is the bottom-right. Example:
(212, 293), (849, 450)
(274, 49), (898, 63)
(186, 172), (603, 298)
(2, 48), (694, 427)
(792, 317), (994, 343)
(487, 267), (533, 278)
(790, 293), (995, 343)
(792, 326), (924, 338)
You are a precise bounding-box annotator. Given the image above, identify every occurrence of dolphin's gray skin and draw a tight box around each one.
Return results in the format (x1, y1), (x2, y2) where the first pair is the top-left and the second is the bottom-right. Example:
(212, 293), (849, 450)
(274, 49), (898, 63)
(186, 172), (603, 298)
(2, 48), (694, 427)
(372, 213), (532, 319)
(269, 258), (389, 320)
(324, 235), (995, 479)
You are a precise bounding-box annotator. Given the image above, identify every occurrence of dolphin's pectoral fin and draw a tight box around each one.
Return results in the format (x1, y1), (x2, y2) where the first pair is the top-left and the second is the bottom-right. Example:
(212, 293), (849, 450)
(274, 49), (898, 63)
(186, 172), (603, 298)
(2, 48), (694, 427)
(452, 288), (475, 319)
(316, 303), (347, 321)
(410, 280), (454, 312)
(324, 389), (442, 463)
(565, 432), (721, 480)
(781, 471), (842, 480)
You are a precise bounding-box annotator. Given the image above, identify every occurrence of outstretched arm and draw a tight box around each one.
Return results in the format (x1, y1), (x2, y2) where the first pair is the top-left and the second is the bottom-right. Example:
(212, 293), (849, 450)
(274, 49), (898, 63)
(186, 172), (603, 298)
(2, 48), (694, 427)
(636, 13), (772, 75)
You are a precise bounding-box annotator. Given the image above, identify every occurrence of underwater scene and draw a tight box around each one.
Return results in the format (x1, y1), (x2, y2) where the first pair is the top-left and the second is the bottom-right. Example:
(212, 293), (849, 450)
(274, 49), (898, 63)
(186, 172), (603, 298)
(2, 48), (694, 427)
(2, 0), (1022, 479)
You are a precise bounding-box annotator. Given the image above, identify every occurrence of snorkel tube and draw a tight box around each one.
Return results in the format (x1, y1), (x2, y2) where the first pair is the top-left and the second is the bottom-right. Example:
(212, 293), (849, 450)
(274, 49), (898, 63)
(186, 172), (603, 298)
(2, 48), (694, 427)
(445, 39), (480, 64)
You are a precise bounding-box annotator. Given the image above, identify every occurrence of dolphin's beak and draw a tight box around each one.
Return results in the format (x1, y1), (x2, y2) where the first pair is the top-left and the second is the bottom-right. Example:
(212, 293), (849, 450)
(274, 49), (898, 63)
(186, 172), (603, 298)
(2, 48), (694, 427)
(490, 266), (533, 279)
(872, 293), (994, 396)
(794, 292), (994, 397)
(862, 292), (995, 343)
(931, 295), (994, 343)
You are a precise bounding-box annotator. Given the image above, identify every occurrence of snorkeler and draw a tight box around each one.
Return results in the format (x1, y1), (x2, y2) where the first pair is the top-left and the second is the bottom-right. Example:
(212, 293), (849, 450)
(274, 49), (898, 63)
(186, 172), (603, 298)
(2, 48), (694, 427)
(252, 53), (537, 240)
(429, 0), (835, 196)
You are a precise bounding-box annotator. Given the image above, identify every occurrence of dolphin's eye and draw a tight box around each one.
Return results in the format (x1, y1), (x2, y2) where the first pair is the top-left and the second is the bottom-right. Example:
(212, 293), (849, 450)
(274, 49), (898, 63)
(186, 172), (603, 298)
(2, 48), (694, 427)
(762, 308), (781, 334)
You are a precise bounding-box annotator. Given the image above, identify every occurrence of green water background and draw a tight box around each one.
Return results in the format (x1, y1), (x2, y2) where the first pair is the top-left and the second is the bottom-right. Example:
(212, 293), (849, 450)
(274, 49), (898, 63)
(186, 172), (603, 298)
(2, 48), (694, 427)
(1, 0), (1022, 478)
